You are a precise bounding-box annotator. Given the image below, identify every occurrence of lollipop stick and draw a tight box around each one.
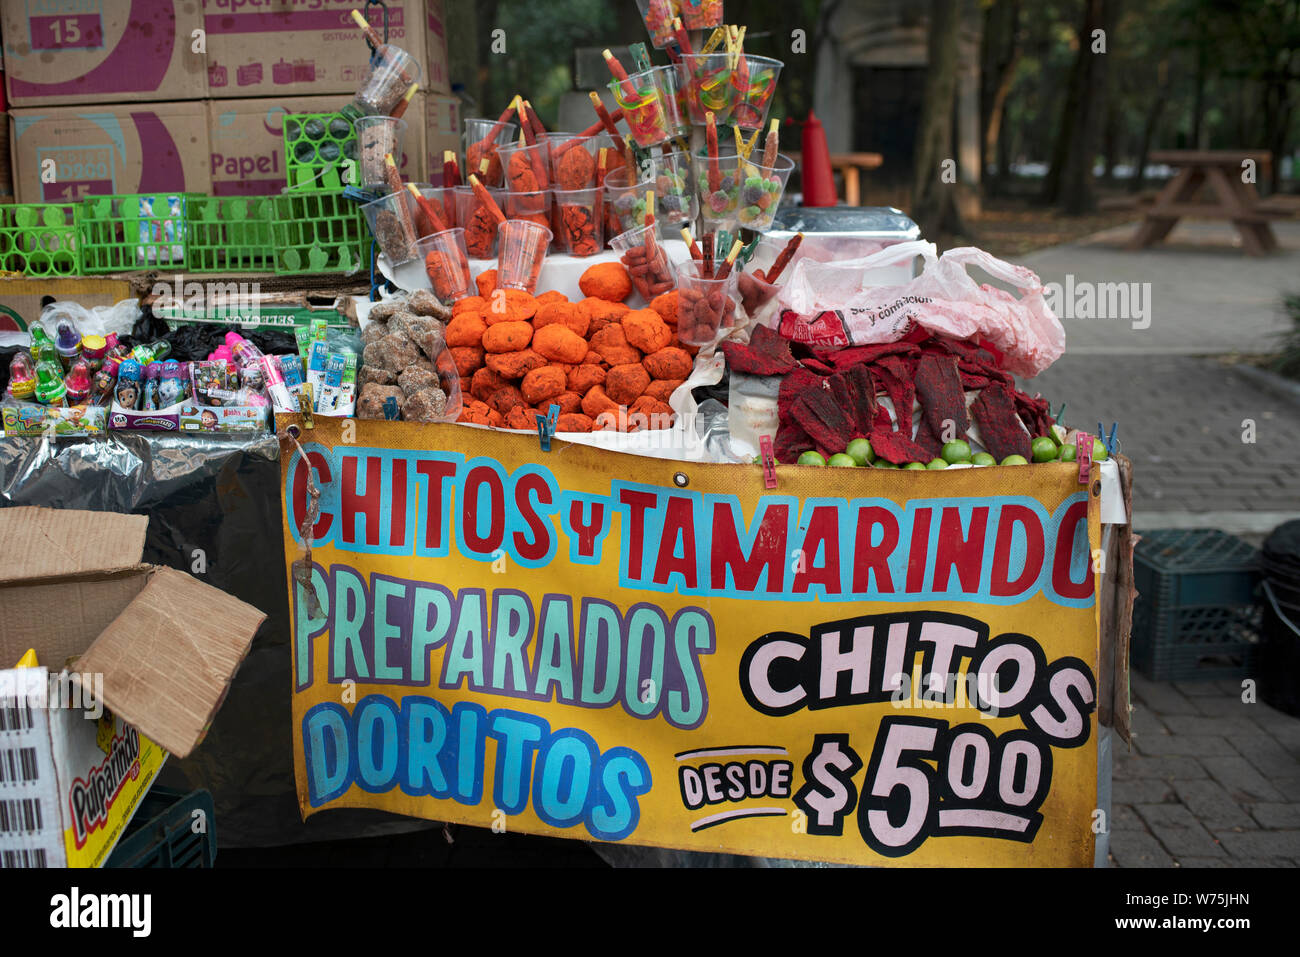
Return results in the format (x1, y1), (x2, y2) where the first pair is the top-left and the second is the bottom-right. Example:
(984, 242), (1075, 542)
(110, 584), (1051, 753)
(762, 118), (780, 169)
(765, 232), (804, 284)
(706, 112), (721, 193)
(680, 227), (703, 262)
(602, 49), (639, 100)
(468, 174), (507, 226)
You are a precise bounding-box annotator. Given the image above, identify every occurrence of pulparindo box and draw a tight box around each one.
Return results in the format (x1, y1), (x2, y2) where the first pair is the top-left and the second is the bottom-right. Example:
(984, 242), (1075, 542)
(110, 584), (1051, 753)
(2, 1), (207, 108)
(0, 508), (266, 867)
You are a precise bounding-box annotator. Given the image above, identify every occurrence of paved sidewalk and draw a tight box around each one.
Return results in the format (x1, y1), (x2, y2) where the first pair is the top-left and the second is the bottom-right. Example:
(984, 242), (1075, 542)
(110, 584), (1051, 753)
(1110, 674), (1300, 867)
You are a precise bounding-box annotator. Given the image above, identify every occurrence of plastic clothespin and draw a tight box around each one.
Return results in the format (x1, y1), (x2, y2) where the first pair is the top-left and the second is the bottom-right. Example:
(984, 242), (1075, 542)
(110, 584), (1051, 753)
(536, 403), (561, 452)
(1098, 422), (1120, 456)
(629, 42), (653, 73)
(383, 396), (400, 420)
(1076, 434), (1093, 485)
(297, 387), (314, 429)
(1051, 402), (1066, 422)
(759, 435), (778, 489)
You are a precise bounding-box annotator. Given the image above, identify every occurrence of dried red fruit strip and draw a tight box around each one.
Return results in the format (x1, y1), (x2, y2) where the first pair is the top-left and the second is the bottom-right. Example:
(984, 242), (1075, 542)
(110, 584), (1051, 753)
(959, 371), (993, 390)
(869, 427), (932, 465)
(913, 415), (944, 459)
(1015, 391), (1053, 437)
(793, 388), (856, 454)
(778, 367), (825, 423)
(817, 341), (919, 371)
(873, 356), (916, 429)
(775, 420), (814, 463)
(915, 353), (969, 440)
(720, 324), (797, 376)
(872, 405), (894, 434)
(971, 382), (1032, 462)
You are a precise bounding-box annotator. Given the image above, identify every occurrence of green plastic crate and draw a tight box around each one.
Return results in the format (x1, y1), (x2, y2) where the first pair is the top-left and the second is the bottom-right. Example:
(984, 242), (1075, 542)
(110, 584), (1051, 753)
(1132, 528), (1261, 681)
(78, 193), (204, 273)
(105, 786), (217, 868)
(187, 195), (276, 273)
(0, 203), (81, 276)
(269, 189), (367, 275)
(284, 112), (358, 191)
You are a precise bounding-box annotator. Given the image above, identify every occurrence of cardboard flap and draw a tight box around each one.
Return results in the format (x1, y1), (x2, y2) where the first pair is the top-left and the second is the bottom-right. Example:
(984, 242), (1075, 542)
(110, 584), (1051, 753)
(76, 567), (267, 759)
(0, 507), (148, 583)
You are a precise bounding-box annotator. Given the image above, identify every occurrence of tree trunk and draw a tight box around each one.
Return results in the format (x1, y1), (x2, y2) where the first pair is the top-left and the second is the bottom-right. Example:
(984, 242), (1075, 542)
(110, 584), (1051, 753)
(912, 0), (967, 241)
(981, 0), (1021, 199)
(1043, 0), (1116, 213)
(1131, 58), (1170, 193)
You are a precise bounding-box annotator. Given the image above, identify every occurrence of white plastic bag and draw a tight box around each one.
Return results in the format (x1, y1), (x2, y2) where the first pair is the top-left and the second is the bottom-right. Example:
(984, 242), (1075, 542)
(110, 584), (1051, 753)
(778, 243), (1065, 378)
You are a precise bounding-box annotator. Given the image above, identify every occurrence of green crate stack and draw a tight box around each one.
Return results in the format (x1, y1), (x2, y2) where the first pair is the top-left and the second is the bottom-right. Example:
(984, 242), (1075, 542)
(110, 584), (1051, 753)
(284, 112), (358, 191)
(78, 193), (204, 274)
(1132, 528), (1261, 681)
(186, 196), (277, 273)
(0, 203), (81, 276)
(269, 189), (368, 275)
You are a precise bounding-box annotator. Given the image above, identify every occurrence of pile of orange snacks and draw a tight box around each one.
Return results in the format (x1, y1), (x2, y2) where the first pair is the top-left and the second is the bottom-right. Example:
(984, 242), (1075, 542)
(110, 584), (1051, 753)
(447, 262), (698, 433)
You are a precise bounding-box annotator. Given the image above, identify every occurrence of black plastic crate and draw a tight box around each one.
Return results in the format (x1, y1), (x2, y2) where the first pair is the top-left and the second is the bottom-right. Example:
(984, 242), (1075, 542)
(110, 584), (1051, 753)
(1132, 529), (1261, 681)
(104, 786), (216, 868)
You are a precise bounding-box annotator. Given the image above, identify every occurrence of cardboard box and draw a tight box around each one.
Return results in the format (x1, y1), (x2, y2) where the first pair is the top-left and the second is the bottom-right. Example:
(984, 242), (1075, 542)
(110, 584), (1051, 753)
(202, 0), (449, 98)
(0, 508), (266, 867)
(0, 277), (132, 333)
(9, 101), (210, 204)
(3, 1), (207, 108)
(2, 403), (108, 438)
(412, 89), (460, 186)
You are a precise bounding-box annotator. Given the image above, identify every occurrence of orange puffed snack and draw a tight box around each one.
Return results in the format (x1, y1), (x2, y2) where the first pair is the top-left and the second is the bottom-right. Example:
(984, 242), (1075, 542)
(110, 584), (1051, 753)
(450, 346), (485, 377)
(533, 324), (588, 364)
(482, 321), (533, 353)
(471, 368), (511, 402)
(580, 384), (619, 419)
(534, 301), (590, 338)
(445, 312), (487, 348)
(485, 348), (547, 379)
(505, 405), (540, 431)
(579, 297), (630, 336)
(554, 391), (583, 415)
(500, 288), (539, 321)
(644, 378), (685, 403)
(649, 291), (679, 326)
(486, 385), (525, 415)
(605, 363), (651, 405)
(556, 412), (594, 433)
(521, 366), (567, 405)
(621, 309), (672, 354)
(643, 346), (692, 381)
(578, 261), (633, 302)
(536, 289), (568, 305)
(453, 295), (487, 316)
(589, 324), (642, 366)
(630, 395), (673, 419)
(475, 269), (498, 298)
(459, 399), (493, 424)
(567, 363), (606, 395)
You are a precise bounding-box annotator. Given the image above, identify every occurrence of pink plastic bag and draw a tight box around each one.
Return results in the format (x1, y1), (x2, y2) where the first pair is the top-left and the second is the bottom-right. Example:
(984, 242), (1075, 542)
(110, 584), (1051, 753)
(778, 242), (1066, 378)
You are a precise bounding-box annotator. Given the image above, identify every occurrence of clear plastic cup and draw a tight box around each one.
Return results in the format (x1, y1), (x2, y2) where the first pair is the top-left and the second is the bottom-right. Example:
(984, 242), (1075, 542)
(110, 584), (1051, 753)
(675, 53), (736, 126)
(412, 184), (456, 234)
(361, 190), (421, 265)
(603, 164), (655, 234)
(693, 151), (743, 231)
(417, 228), (473, 304)
(463, 117), (519, 188)
(650, 150), (698, 232)
(732, 153), (795, 231)
(678, 0), (723, 30)
(607, 69), (673, 148)
(548, 134), (600, 190)
(354, 44), (421, 116)
(634, 0), (679, 47)
(730, 56), (785, 130)
(497, 139), (552, 191)
(610, 224), (676, 300)
(354, 116), (407, 191)
(551, 188), (604, 257)
(653, 65), (690, 138)
(496, 220), (552, 293)
(454, 184), (506, 258)
(504, 189), (552, 230)
(675, 260), (739, 346)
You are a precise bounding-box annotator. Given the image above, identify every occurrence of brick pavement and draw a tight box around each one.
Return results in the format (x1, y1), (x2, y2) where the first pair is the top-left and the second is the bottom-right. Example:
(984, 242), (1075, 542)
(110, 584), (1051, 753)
(1109, 674), (1300, 867)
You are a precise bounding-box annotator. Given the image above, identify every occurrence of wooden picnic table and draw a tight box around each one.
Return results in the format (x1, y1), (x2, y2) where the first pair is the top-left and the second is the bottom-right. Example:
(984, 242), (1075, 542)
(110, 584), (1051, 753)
(1127, 150), (1286, 255)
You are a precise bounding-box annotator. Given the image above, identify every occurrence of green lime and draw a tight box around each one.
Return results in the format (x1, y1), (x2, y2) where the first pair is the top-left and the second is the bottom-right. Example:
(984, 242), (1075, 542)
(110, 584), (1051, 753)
(1059, 444), (1077, 463)
(797, 451), (827, 467)
(926, 458), (948, 470)
(1001, 454), (1029, 466)
(828, 453), (857, 468)
(1092, 437), (1109, 462)
(902, 461), (926, 470)
(971, 452), (996, 467)
(941, 440), (972, 464)
(872, 460), (899, 469)
(1031, 436), (1059, 463)
(846, 437), (873, 466)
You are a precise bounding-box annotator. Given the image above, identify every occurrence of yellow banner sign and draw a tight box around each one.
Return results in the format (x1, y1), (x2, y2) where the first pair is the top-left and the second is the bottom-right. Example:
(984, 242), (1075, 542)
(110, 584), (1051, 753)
(280, 419), (1101, 866)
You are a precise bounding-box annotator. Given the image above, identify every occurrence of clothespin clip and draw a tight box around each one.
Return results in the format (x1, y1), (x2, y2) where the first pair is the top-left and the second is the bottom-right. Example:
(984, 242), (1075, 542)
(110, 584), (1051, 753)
(383, 396), (400, 420)
(297, 386), (315, 429)
(1076, 434), (1092, 485)
(536, 403), (560, 452)
(1098, 422), (1120, 456)
(1051, 401), (1066, 422)
(629, 42), (653, 73)
(759, 435), (778, 489)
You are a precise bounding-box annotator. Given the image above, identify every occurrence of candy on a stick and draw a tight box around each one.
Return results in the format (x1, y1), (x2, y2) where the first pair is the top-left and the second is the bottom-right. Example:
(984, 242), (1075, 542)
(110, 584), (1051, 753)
(443, 150), (462, 188)
(680, 228), (703, 261)
(468, 174), (507, 226)
(603, 49), (638, 100)
(714, 239), (743, 281)
(407, 183), (448, 233)
(508, 114), (550, 189)
(587, 92), (629, 154)
(706, 112), (721, 192)
(702, 233), (714, 278)
(763, 232), (803, 283)
(762, 118), (779, 169)
(524, 100), (547, 137)
(390, 82), (419, 119)
(671, 17), (693, 55)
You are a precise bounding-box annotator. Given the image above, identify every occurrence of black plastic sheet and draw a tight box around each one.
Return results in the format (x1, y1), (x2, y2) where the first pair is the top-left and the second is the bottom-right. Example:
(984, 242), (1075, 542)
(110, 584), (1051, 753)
(0, 432), (432, 847)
